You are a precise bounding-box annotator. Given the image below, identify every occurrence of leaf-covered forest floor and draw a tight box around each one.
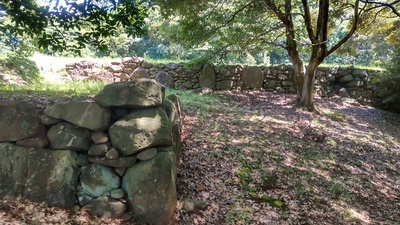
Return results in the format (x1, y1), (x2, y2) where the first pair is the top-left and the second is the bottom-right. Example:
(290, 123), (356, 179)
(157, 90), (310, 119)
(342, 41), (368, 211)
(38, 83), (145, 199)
(0, 90), (399, 225)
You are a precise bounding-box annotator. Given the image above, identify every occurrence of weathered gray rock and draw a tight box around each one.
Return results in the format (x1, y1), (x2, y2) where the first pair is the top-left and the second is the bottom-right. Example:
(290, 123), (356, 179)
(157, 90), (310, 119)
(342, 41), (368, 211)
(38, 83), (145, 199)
(109, 107), (172, 156)
(155, 71), (174, 88)
(131, 67), (150, 79)
(199, 64), (216, 88)
(39, 114), (62, 125)
(141, 61), (152, 69)
(47, 122), (91, 151)
(241, 66), (264, 88)
(339, 88), (350, 98)
(44, 102), (111, 131)
(137, 148), (158, 161)
(338, 74), (353, 83)
(106, 148), (119, 159)
(215, 80), (234, 90)
(267, 80), (276, 88)
(77, 185), (93, 206)
(78, 193), (93, 206)
(0, 101), (44, 142)
(0, 143), (79, 208)
(91, 131), (109, 144)
(95, 79), (164, 108)
(346, 80), (364, 87)
(168, 62), (179, 70)
(110, 189), (125, 199)
(182, 198), (208, 213)
(109, 65), (123, 73)
(80, 164), (121, 197)
(122, 152), (177, 225)
(121, 57), (133, 64)
(88, 143), (110, 156)
(353, 69), (368, 77)
(82, 196), (126, 219)
(88, 156), (137, 168)
(282, 81), (294, 86)
(15, 136), (48, 149)
(327, 74), (336, 82)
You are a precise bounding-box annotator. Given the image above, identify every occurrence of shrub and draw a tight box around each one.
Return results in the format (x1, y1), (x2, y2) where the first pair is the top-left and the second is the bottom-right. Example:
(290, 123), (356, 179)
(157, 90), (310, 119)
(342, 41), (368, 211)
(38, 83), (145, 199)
(374, 45), (400, 112)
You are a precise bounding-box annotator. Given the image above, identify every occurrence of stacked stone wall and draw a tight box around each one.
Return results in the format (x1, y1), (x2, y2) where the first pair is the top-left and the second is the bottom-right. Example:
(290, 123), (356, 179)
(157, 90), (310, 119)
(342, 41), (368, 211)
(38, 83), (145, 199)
(65, 57), (393, 111)
(0, 79), (182, 225)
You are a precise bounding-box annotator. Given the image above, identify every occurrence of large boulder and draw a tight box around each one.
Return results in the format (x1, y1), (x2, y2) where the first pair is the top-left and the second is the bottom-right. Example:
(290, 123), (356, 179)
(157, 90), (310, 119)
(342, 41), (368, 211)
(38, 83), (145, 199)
(80, 164), (121, 197)
(109, 107), (172, 156)
(44, 102), (111, 131)
(155, 71), (174, 88)
(0, 143), (79, 208)
(199, 64), (216, 88)
(94, 79), (165, 108)
(122, 151), (177, 225)
(241, 66), (264, 88)
(47, 122), (91, 151)
(0, 101), (44, 142)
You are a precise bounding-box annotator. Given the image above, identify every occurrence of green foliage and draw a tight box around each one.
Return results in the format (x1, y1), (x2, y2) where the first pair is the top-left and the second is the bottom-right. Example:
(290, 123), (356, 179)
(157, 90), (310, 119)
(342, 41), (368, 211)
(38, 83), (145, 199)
(251, 193), (286, 209)
(3, 54), (42, 83)
(153, 0), (399, 76)
(0, 0), (147, 53)
(374, 45), (400, 111)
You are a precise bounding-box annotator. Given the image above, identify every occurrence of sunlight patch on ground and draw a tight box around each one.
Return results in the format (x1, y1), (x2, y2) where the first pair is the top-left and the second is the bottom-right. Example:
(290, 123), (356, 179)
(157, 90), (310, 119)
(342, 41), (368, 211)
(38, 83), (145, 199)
(333, 204), (371, 224)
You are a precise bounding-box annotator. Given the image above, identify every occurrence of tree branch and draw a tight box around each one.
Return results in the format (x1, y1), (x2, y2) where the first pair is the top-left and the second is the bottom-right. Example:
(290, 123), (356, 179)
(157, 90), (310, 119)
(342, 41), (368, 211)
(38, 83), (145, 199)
(301, 0), (316, 44)
(360, 0), (400, 17)
(211, 1), (256, 32)
(327, 0), (361, 56)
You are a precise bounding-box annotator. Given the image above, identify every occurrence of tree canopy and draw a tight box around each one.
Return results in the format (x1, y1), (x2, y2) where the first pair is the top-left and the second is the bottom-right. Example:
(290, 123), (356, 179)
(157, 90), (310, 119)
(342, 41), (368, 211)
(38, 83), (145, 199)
(154, 0), (400, 109)
(0, 0), (147, 54)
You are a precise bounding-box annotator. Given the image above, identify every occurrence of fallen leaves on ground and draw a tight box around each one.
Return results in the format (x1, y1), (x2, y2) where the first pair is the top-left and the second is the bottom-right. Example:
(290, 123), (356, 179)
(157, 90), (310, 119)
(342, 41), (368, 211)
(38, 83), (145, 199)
(0, 90), (399, 225)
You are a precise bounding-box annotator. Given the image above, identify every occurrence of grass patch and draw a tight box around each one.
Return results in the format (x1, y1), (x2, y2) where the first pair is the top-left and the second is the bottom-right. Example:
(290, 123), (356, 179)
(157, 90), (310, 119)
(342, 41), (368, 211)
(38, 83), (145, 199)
(250, 194), (286, 209)
(0, 80), (106, 99)
(319, 63), (384, 70)
(166, 89), (223, 110)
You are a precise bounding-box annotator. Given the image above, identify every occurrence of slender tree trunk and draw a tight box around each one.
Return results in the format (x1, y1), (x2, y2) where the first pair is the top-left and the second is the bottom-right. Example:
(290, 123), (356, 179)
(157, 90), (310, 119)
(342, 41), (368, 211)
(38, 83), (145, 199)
(291, 58), (305, 101)
(299, 67), (315, 108)
(299, 61), (322, 110)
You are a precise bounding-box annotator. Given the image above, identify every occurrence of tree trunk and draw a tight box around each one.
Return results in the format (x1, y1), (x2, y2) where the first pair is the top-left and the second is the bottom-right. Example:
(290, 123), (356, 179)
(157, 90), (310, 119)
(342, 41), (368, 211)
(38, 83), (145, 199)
(299, 61), (321, 110)
(292, 58), (305, 101)
(299, 67), (315, 109)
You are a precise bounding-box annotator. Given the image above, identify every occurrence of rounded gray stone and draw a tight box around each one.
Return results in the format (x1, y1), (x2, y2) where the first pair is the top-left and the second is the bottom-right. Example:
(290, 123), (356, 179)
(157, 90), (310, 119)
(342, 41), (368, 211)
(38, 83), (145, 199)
(80, 164), (121, 197)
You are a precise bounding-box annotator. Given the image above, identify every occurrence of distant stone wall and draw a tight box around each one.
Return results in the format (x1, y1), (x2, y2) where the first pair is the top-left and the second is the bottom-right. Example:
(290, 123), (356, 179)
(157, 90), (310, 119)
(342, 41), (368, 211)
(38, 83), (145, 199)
(0, 79), (182, 225)
(65, 57), (394, 111)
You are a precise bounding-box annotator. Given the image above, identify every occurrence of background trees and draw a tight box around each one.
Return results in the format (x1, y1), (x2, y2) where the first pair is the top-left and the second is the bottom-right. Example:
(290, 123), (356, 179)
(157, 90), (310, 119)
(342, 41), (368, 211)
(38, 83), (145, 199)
(1, 0), (399, 109)
(0, 0), (147, 54)
(153, 0), (400, 109)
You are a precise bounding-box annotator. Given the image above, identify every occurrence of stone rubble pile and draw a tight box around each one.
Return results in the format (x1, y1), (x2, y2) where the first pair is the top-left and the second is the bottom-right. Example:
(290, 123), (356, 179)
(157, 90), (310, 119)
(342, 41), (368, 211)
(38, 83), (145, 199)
(0, 78), (182, 225)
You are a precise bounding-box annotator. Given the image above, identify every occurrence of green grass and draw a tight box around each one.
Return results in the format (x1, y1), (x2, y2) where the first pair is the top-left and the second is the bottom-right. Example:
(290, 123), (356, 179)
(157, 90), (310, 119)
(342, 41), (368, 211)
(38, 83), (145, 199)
(319, 63), (384, 70)
(0, 80), (106, 98)
(166, 89), (222, 110)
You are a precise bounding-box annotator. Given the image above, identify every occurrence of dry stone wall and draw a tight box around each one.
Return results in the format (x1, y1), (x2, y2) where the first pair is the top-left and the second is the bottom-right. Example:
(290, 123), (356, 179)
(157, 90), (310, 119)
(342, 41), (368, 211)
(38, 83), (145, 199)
(0, 78), (182, 225)
(65, 57), (393, 111)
